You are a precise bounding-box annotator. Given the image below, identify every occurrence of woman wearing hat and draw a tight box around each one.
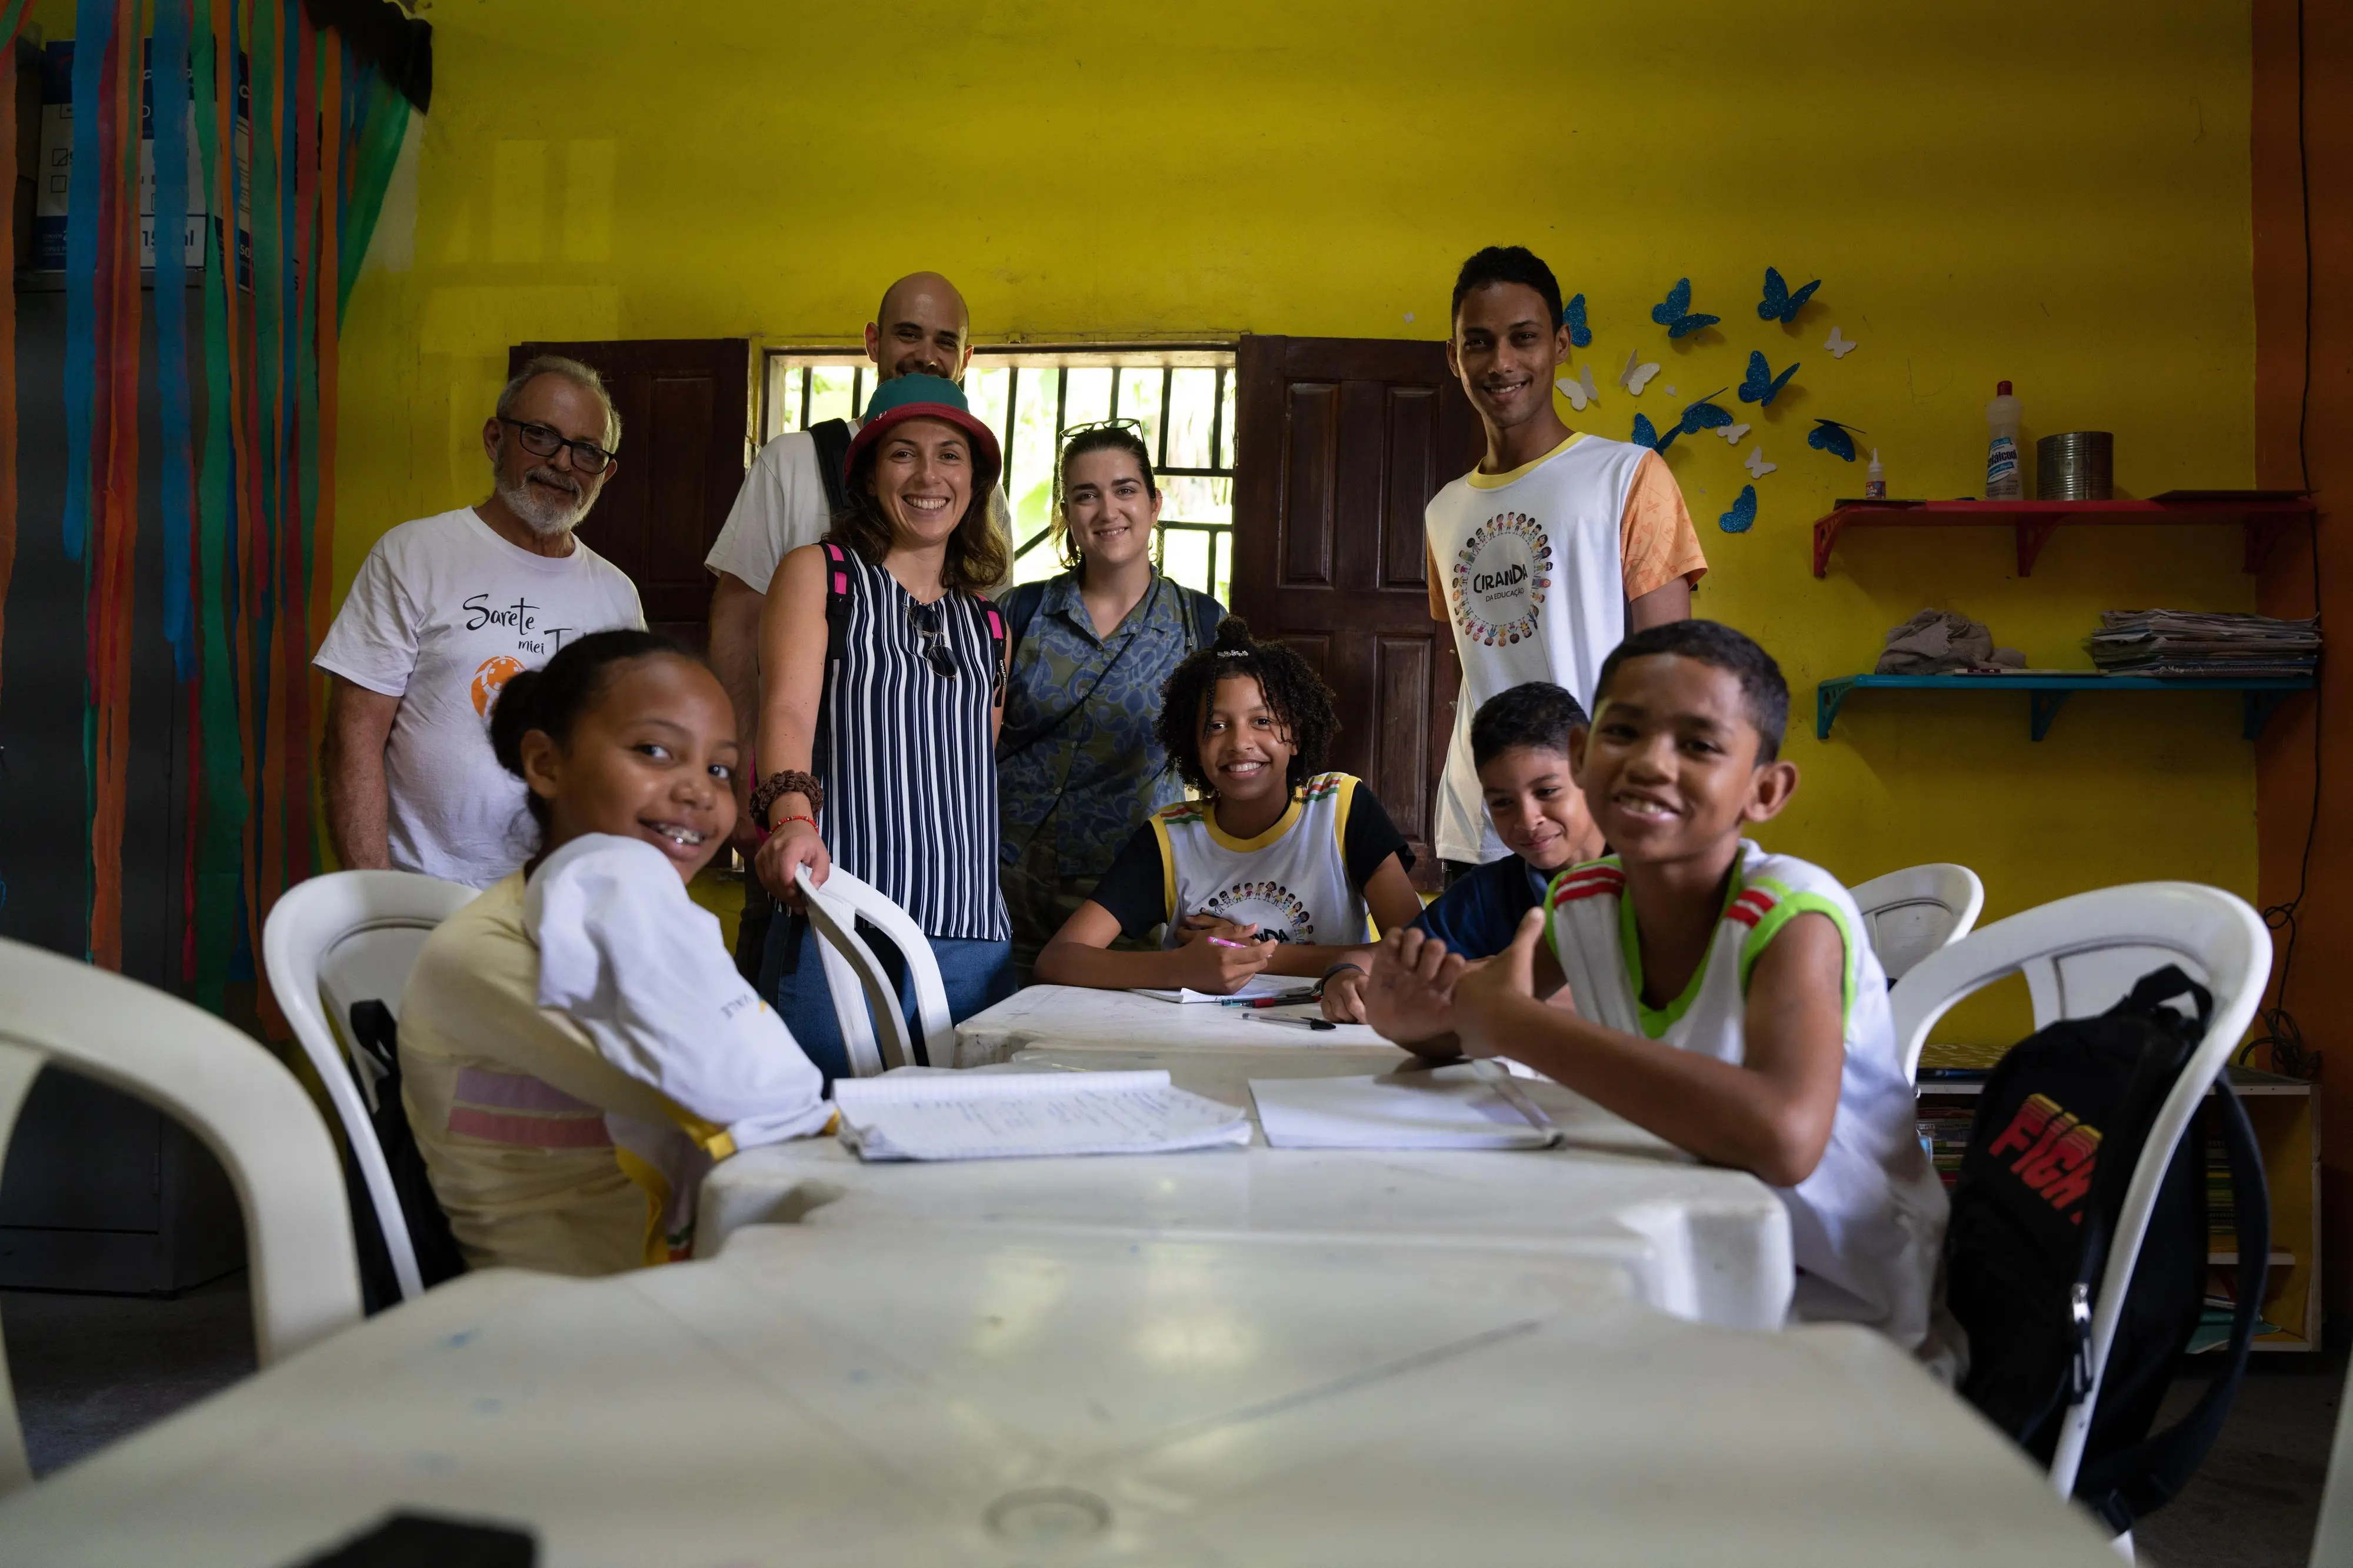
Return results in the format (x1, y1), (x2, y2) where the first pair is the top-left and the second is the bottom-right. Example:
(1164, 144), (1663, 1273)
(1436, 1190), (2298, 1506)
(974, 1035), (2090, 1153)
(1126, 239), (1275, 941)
(749, 375), (1014, 1077)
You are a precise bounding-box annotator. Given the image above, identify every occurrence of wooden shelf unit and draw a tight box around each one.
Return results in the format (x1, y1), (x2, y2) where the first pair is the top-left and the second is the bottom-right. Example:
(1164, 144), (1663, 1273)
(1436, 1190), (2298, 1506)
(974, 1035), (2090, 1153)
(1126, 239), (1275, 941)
(1917, 1067), (2321, 1352)
(1815, 672), (2314, 742)
(1810, 495), (2317, 579)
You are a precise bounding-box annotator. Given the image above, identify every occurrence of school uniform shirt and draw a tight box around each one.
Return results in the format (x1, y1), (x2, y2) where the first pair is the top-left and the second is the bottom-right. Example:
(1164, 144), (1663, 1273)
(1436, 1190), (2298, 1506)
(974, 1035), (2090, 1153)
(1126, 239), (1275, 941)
(1424, 436), (1707, 865)
(398, 835), (830, 1276)
(1544, 842), (1952, 1359)
(1087, 772), (1411, 945)
(702, 421), (1015, 596)
(314, 508), (644, 888)
(1409, 851), (1552, 958)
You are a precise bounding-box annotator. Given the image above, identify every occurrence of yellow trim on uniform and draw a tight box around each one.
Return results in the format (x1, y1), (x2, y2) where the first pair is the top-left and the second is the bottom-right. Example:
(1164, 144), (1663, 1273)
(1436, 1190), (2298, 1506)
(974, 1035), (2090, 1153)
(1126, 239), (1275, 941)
(612, 1145), (674, 1268)
(1465, 431), (1584, 490)
(1202, 790), (1304, 853)
(1151, 812), (1179, 926)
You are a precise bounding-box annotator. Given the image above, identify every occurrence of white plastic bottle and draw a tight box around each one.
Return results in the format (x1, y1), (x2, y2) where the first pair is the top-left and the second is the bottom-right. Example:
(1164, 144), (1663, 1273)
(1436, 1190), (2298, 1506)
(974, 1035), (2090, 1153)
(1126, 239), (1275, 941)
(1985, 381), (2022, 500)
(1865, 449), (1887, 500)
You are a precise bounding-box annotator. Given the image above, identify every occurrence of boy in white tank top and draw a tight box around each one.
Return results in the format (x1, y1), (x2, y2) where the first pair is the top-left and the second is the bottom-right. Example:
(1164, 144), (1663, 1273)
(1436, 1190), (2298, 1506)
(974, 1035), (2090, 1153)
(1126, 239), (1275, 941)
(1426, 246), (1709, 873)
(1362, 622), (1954, 1367)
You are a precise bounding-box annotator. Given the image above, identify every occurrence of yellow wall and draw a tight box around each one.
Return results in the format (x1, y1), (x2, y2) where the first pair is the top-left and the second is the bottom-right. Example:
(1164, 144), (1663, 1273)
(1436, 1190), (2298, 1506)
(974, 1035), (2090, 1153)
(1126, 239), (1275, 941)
(338, 0), (2259, 1041)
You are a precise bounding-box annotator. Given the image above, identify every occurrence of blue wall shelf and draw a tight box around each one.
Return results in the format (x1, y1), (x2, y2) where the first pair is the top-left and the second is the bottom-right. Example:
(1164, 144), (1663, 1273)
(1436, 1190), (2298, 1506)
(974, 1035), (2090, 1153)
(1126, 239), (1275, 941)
(1815, 673), (2314, 743)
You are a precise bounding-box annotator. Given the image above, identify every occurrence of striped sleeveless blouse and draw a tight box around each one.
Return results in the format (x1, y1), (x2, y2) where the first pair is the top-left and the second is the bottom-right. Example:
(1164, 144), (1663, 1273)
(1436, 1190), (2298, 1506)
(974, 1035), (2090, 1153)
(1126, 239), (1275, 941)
(816, 548), (1009, 942)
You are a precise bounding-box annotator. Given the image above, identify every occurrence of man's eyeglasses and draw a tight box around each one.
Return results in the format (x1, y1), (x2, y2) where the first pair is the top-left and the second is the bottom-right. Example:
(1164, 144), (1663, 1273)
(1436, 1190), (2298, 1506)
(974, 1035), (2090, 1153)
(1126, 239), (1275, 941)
(909, 602), (957, 679)
(498, 418), (616, 475)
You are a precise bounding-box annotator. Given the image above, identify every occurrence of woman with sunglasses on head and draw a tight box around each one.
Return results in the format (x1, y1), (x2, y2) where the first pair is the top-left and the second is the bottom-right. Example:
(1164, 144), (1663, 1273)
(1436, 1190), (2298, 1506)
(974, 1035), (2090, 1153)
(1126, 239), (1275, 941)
(996, 423), (1226, 981)
(749, 377), (1015, 1080)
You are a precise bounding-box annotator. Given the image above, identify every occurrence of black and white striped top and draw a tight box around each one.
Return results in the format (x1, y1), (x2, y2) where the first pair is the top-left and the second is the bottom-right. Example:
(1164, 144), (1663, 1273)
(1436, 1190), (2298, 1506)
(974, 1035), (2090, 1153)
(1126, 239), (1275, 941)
(816, 549), (1009, 942)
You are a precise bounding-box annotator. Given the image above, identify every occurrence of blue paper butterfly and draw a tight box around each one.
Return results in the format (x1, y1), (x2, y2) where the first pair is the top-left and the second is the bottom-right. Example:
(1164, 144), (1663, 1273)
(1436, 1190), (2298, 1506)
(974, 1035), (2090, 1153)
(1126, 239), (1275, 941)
(1631, 412), (1679, 455)
(1719, 485), (1759, 533)
(1808, 419), (1864, 462)
(1649, 278), (1719, 339)
(1739, 351), (1800, 406)
(1680, 392), (1735, 435)
(1757, 266), (1821, 325)
(1562, 293), (1592, 348)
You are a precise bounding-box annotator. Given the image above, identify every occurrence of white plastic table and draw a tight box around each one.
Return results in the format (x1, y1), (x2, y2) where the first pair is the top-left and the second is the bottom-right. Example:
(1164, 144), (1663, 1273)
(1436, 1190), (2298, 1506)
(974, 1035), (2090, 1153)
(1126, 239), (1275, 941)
(699, 1043), (1797, 1330)
(0, 1225), (2121, 1567)
(949, 982), (1382, 1063)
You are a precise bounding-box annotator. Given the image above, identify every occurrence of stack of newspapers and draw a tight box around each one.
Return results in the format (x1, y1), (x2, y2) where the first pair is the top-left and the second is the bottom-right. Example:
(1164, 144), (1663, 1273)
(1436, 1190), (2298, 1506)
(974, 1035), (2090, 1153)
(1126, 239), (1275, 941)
(2086, 610), (2321, 679)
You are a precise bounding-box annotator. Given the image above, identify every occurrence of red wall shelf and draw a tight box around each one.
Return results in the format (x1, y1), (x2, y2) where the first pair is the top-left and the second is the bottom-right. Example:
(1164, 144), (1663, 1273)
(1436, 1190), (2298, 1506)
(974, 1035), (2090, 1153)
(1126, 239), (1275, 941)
(1809, 493), (2317, 579)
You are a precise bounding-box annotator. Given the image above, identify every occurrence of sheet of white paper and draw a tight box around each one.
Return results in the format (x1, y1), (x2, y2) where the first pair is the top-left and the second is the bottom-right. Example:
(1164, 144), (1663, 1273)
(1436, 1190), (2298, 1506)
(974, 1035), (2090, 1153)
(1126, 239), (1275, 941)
(1249, 1065), (1560, 1150)
(834, 1073), (1252, 1162)
(1133, 974), (1316, 1005)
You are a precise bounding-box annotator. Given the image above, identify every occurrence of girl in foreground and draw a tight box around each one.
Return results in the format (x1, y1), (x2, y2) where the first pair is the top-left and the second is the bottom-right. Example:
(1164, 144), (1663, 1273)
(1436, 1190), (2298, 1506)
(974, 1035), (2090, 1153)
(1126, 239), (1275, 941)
(400, 630), (829, 1276)
(1035, 617), (1424, 1002)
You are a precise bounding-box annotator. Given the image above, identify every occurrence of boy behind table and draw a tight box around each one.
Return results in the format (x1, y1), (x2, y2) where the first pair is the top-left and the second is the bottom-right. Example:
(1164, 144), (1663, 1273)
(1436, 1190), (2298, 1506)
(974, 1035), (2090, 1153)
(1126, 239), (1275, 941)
(1322, 682), (1602, 1020)
(1364, 621), (1954, 1365)
(1427, 245), (1708, 882)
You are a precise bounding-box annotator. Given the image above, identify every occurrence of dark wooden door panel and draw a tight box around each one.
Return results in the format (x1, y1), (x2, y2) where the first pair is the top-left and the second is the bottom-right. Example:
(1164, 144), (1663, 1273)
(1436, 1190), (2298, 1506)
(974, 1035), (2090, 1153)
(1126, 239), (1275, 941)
(508, 339), (751, 652)
(1233, 335), (1482, 890)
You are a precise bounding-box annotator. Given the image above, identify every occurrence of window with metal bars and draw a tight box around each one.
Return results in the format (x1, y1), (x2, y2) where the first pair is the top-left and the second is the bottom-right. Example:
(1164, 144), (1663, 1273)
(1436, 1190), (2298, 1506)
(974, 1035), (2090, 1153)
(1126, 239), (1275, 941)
(760, 347), (1238, 604)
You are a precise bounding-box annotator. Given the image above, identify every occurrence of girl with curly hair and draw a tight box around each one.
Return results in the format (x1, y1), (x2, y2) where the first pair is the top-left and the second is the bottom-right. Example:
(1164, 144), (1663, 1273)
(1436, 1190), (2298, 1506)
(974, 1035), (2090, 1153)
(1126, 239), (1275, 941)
(1034, 616), (1424, 1017)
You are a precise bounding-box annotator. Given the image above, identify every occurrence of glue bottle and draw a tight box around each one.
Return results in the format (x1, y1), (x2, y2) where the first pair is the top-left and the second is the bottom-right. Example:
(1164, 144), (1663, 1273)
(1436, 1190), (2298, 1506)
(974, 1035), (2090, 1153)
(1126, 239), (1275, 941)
(1985, 381), (2022, 500)
(1865, 450), (1887, 500)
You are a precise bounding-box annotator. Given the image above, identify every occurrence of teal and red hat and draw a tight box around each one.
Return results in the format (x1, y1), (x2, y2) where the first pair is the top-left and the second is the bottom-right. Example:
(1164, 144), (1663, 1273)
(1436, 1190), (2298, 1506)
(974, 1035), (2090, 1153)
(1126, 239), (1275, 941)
(844, 374), (1001, 489)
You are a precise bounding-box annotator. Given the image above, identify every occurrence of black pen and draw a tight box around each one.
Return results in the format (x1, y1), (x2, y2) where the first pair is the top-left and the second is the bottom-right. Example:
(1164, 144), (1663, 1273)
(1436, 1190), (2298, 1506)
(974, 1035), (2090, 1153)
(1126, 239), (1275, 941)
(1249, 1013), (1337, 1032)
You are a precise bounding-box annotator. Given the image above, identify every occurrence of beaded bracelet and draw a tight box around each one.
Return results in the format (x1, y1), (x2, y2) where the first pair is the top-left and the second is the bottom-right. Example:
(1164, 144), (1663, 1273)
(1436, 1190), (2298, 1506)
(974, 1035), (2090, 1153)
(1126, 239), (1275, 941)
(749, 768), (824, 829)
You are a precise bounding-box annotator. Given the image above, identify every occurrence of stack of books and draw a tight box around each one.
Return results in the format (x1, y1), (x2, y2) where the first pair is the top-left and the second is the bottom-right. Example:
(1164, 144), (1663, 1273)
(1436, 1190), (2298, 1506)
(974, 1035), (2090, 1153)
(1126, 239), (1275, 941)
(2085, 609), (2320, 679)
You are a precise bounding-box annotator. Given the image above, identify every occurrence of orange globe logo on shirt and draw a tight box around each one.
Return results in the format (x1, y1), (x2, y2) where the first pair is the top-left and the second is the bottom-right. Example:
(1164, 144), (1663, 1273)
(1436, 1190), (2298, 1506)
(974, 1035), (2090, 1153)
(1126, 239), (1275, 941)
(471, 655), (526, 718)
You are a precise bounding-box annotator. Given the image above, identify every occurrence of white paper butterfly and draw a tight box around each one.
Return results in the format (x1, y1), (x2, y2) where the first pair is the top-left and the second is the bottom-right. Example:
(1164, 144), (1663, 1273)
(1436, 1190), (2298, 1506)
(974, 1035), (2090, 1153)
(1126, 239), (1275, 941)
(1619, 349), (1661, 396)
(1744, 445), (1777, 479)
(1824, 326), (1858, 359)
(1664, 385), (1677, 396)
(1716, 422), (1752, 444)
(1555, 364), (1599, 412)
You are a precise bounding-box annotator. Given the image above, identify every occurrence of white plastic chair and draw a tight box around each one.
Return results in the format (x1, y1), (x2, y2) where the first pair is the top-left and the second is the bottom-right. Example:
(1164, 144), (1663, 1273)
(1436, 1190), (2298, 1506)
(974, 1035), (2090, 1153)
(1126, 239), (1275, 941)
(1888, 882), (2270, 1509)
(1850, 862), (1985, 981)
(0, 936), (364, 1493)
(794, 866), (956, 1075)
(263, 870), (476, 1303)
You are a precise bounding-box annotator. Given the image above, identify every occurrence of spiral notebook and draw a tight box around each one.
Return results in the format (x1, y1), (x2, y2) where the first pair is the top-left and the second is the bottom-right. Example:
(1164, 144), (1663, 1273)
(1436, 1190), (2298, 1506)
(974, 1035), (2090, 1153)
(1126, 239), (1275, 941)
(830, 1070), (1252, 1162)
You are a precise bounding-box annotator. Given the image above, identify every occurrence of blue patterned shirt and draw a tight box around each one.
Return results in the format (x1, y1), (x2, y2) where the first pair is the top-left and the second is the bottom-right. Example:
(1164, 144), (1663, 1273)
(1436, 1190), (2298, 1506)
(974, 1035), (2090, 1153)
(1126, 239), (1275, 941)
(997, 571), (1223, 883)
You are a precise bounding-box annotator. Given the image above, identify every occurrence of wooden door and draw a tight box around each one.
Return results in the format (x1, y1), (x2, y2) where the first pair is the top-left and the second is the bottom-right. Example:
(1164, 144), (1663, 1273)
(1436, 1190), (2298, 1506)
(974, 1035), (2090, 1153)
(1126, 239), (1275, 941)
(1231, 335), (1482, 890)
(506, 339), (752, 652)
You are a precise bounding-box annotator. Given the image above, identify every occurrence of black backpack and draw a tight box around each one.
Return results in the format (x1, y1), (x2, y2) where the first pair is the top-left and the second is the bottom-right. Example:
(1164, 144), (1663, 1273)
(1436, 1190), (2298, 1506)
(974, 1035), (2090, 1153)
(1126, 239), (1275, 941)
(344, 1000), (470, 1312)
(1944, 965), (2269, 1534)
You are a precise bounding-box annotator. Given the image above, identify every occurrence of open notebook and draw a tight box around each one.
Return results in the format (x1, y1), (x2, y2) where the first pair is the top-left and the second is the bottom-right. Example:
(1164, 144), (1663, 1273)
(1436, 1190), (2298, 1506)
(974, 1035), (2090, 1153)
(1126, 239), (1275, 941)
(1132, 974), (1321, 1005)
(1249, 1063), (1563, 1150)
(831, 1070), (1252, 1162)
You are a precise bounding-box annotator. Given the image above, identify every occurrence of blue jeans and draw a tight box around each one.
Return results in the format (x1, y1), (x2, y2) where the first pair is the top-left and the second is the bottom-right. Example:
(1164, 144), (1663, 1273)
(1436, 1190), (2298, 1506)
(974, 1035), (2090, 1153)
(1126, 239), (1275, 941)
(759, 914), (1014, 1084)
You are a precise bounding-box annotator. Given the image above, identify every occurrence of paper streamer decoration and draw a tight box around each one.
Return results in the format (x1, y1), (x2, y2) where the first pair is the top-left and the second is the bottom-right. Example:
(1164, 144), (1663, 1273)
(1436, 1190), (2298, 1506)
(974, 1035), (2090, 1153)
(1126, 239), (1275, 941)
(44, 1), (423, 987)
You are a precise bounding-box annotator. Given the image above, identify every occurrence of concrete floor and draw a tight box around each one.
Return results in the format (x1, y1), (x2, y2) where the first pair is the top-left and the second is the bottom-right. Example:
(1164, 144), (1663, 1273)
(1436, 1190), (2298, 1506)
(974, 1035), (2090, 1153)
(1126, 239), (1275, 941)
(1, 1276), (2343, 1562)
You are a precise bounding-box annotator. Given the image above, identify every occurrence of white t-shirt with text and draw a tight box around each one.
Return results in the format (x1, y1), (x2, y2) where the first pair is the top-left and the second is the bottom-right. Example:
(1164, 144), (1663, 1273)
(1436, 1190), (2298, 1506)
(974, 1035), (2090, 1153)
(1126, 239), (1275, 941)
(314, 508), (645, 888)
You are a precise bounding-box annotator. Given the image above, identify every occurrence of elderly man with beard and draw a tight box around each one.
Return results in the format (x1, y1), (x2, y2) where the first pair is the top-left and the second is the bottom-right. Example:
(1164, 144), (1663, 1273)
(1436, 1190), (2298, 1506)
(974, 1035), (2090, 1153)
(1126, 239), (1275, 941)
(316, 356), (645, 888)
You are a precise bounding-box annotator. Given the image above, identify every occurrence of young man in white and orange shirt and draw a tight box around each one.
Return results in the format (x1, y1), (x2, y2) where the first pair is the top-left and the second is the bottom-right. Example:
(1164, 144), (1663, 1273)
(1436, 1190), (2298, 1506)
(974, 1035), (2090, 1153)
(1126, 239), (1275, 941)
(1425, 245), (1707, 884)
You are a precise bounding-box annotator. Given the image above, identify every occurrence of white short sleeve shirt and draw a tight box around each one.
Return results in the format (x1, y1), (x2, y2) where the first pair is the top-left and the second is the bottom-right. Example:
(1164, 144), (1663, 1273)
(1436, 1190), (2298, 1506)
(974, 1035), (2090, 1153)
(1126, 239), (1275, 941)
(314, 508), (645, 888)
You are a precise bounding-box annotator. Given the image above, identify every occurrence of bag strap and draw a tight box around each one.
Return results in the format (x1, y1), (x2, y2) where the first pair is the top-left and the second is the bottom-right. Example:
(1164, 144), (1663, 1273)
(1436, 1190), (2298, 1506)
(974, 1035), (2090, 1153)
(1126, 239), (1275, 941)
(2075, 1076), (2270, 1531)
(820, 541), (853, 670)
(981, 598), (1008, 706)
(808, 418), (853, 517)
(1003, 579), (1048, 663)
(1187, 587), (1223, 652)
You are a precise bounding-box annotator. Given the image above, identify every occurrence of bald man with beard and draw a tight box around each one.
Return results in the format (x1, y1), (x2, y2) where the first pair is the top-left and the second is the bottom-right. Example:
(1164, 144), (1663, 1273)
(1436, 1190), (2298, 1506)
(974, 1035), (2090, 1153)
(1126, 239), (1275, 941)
(706, 272), (1012, 972)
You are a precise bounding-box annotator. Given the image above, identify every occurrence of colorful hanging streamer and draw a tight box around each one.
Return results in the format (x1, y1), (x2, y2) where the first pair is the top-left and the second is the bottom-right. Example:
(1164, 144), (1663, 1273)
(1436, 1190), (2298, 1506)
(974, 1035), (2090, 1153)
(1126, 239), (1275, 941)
(44, 0), (424, 989)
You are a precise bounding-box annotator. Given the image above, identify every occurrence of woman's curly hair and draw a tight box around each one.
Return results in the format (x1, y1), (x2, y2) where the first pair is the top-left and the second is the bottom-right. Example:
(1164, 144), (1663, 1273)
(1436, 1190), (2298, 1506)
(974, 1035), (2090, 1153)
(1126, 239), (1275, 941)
(1153, 615), (1339, 796)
